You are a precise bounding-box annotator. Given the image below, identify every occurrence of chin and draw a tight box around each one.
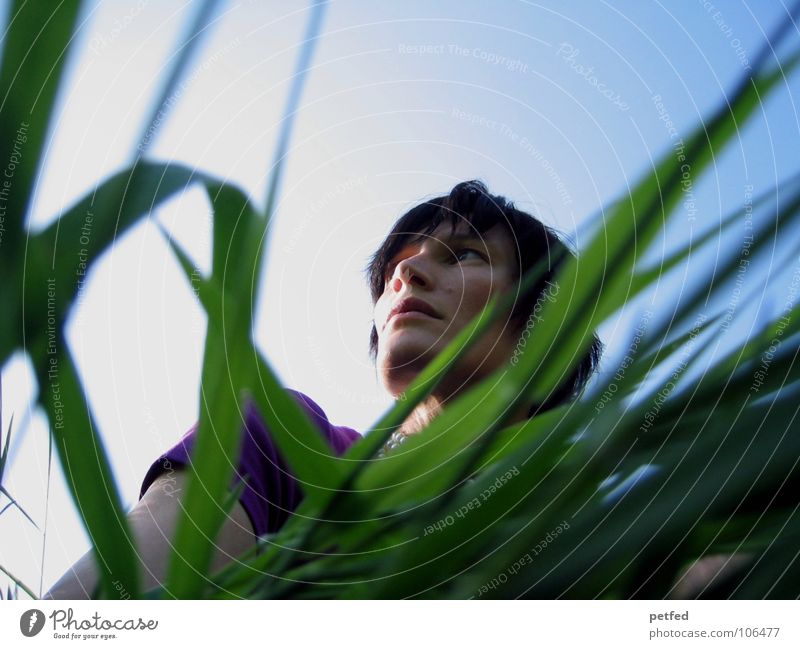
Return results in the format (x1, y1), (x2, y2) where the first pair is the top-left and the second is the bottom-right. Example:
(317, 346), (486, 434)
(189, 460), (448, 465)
(380, 338), (439, 369)
(379, 371), (414, 400)
(378, 347), (435, 395)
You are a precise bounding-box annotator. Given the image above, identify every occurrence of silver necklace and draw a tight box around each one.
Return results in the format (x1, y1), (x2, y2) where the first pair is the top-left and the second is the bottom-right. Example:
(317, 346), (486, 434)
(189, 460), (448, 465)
(377, 430), (409, 457)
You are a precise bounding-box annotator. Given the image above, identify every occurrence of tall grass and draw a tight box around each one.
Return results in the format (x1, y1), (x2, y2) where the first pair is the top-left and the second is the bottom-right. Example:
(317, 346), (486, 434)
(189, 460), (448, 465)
(1, 2), (798, 599)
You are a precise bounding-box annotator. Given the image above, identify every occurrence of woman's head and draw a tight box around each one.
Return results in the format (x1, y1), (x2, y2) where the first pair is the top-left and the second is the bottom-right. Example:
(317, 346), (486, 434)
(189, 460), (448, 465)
(364, 180), (602, 416)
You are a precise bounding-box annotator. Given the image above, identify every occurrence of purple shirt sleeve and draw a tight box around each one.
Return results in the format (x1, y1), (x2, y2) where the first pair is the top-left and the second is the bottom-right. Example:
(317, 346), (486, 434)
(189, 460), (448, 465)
(138, 389), (361, 538)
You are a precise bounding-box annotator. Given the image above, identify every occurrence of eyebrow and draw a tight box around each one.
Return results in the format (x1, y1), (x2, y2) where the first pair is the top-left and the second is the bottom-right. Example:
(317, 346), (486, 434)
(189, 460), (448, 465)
(442, 234), (489, 248)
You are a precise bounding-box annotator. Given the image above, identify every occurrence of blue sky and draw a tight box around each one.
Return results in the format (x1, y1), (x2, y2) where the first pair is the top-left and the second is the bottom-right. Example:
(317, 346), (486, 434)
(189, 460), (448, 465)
(1, 0), (798, 596)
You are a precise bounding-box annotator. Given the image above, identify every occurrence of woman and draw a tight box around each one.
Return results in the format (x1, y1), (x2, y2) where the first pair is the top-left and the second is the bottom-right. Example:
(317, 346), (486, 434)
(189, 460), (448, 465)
(44, 180), (602, 598)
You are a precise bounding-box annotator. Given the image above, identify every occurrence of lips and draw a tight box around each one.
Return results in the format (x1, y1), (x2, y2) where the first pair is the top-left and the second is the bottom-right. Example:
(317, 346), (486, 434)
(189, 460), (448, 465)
(385, 296), (442, 329)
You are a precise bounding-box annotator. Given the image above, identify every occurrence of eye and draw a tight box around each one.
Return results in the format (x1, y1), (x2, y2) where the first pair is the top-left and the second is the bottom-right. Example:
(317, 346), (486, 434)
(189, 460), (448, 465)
(451, 248), (485, 263)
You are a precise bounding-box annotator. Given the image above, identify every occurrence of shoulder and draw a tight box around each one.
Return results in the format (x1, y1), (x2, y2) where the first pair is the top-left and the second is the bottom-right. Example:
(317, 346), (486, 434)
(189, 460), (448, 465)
(279, 389), (362, 453)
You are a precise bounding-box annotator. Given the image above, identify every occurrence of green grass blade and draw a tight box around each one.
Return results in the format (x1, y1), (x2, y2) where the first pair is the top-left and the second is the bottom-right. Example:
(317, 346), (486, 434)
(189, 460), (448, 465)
(165, 180), (343, 597)
(633, 174), (796, 299)
(520, 47), (800, 409)
(0, 412), (11, 481)
(0, 0), (84, 359)
(245, 258), (554, 582)
(171, 182), (345, 490)
(0, 562), (36, 599)
(15, 162), (207, 599)
(39, 415), (54, 598)
(161, 3), (332, 595)
(32, 335), (140, 598)
(0, 0), (84, 254)
(0, 485), (38, 530)
(164, 182), (264, 598)
(262, 0), (328, 215)
(642, 175), (800, 355)
(230, 60), (800, 601)
(16, 162), (204, 363)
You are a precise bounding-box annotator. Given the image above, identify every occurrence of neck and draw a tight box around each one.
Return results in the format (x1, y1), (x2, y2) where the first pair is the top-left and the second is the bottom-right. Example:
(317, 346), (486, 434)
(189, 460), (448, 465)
(397, 389), (531, 438)
(397, 393), (445, 437)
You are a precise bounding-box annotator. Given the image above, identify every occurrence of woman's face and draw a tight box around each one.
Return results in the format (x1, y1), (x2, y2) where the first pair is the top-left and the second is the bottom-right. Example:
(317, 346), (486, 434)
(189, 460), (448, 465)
(373, 221), (522, 398)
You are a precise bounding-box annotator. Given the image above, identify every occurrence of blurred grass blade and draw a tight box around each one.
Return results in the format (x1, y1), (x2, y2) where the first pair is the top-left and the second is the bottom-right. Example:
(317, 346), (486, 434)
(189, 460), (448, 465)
(0, 412), (11, 481)
(136, 0), (222, 156)
(251, 13), (800, 598)
(0, 413), (39, 530)
(164, 2), (353, 595)
(633, 174), (797, 299)
(262, 0), (327, 215)
(0, 0), (84, 357)
(647, 175), (800, 349)
(346, 255), (554, 470)
(18, 162), (207, 599)
(0, 562), (36, 599)
(715, 513), (800, 598)
(1, 0), (795, 602)
(166, 180), (343, 597)
(39, 414), (54, 597)
(181, 183), (344, 487)
(342, 49), (800, 560)
(521, 47), (800, 408)
(32, 336), (140, 598)
(0, 0), (83, 253)
(253, 354), (345, 490)
(0, 486), (38, 530)
(250, 258), (554, 579)
(19, 162), (204, 364)
(165, 182), (264, 598)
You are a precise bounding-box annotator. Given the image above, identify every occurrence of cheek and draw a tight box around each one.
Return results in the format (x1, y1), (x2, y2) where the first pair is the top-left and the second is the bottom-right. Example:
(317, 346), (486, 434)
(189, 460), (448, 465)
(458, 275), (505, 315)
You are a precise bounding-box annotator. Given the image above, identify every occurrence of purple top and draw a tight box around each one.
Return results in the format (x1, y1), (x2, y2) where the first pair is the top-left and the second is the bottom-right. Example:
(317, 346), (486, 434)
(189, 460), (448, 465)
(138, 390), (361, 537)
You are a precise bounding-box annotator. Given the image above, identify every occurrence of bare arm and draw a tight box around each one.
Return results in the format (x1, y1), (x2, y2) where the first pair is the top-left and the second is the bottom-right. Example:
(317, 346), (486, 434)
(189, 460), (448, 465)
(669, 552), (753, 599)
(42, 469), (257, 599)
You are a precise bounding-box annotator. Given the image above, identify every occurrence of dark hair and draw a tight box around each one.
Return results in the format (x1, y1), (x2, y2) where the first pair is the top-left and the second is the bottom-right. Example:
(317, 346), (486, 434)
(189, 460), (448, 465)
(364, 179), (602, 416)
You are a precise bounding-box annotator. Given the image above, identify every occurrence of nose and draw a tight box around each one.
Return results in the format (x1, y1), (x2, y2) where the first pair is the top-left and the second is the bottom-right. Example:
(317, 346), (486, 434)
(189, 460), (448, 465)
(390, 253), (432, 292)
